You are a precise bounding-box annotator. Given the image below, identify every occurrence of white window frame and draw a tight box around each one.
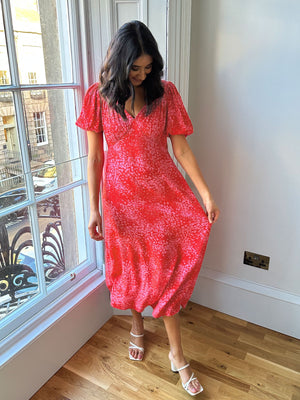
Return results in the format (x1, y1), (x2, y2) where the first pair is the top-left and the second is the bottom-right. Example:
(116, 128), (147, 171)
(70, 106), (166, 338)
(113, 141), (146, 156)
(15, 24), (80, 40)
(0, 0), (104, 365)
(33, 111), (48, 145)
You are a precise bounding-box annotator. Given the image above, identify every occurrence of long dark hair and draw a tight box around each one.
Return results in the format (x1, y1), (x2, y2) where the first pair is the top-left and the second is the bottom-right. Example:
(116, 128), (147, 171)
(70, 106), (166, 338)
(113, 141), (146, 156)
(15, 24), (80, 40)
(99, 20), (164, 119)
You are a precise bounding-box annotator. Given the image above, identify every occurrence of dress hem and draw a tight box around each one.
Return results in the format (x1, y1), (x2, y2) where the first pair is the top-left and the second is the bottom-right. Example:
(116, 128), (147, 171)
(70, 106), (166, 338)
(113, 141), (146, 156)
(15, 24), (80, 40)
(110, 299), (188, 319)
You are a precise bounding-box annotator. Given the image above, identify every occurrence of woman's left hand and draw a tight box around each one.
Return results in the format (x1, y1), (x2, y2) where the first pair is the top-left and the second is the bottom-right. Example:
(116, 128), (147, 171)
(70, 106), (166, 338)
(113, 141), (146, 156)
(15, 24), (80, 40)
(203, 197), (220, 224)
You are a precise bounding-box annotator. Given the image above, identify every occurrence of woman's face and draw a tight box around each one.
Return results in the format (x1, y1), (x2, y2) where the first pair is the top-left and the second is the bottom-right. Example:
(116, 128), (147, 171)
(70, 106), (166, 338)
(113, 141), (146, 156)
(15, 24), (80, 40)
(129, 54), (153, 87)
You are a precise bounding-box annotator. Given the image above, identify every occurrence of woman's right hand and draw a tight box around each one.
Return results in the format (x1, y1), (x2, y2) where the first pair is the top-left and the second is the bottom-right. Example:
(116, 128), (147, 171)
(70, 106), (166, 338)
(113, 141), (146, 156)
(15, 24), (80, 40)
(88, 210), (104, 241)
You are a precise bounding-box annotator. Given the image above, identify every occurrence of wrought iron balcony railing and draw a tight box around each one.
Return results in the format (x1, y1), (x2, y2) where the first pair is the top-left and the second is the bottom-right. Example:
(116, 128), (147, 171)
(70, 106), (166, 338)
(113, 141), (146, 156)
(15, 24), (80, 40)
(0, 214), (65, 319)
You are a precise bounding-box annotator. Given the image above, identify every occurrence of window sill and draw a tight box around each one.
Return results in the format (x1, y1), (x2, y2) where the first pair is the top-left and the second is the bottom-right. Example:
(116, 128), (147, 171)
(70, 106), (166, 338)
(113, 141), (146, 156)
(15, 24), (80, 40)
(0, 269), (106, 367)
(36, 142), (48, 146)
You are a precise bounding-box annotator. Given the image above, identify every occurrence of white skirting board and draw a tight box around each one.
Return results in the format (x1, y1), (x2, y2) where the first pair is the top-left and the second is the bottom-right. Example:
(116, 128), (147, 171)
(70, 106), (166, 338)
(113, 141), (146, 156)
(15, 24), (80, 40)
(191, 268), (300, 339)
(1, 279), (113, 400)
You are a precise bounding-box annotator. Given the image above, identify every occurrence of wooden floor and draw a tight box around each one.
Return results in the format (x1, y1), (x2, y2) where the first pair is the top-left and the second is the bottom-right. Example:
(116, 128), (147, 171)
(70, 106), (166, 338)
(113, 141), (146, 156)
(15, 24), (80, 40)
(31, 302), (300, 400)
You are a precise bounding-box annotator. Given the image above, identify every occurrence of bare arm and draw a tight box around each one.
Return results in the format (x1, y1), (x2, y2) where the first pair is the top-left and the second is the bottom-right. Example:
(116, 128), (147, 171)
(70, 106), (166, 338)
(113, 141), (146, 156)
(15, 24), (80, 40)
(87, 130), (104, 240)
(170, 134), (220, 224)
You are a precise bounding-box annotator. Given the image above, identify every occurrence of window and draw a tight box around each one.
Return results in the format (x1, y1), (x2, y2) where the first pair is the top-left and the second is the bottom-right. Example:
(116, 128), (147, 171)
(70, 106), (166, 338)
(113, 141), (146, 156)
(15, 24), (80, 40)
(33, 111), (47, 145)
(28, 71), (37, 84)
(0, 70), (9, 84)
(0, 71), (12, 101)
(28, 71), (44, 98)
(0, 0), (99, 342)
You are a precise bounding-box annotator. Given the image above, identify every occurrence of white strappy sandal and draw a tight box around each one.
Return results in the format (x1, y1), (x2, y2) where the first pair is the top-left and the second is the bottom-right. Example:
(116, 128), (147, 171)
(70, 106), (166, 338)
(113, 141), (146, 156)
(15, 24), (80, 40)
(171, 360), (204, 396)
(128, 331), (144, 361)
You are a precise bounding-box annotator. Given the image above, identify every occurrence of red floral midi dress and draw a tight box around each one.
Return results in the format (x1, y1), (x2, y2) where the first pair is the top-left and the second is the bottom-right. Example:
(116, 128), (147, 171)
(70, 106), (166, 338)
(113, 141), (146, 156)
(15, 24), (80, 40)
(76, 80), (211, 318)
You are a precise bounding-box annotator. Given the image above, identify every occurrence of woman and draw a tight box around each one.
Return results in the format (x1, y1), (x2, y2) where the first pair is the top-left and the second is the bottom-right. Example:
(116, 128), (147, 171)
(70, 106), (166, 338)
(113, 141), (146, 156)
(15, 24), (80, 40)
(76, 20), (219, 396)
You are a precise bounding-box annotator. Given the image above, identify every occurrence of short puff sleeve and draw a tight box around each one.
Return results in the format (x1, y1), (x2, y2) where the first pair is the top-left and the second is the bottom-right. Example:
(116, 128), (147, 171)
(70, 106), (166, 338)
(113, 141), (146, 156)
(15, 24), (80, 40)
(76, 83), (103, 133)
(165, 81), (193, 137)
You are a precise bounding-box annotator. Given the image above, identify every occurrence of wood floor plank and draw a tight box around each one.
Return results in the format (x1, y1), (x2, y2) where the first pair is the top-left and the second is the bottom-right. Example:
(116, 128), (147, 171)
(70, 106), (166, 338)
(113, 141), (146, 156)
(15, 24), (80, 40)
(238, 333), (300, 372)
(190, 358), (251, 392)
(31, 384), (71, 400)
(181, 325), (248, 360)
(291, 387), (300, 400)
(30, 301), (300, 400)
(56, 368), (119, 399)
(199, 346), (288, 398)
(201, 346), (297, 400)
(47, 373), (118, 400)
(213, 310), (248, 327)
(248, 385), (288, 400)
(245, 352), (300, 383)
(264, 333), (300, 353)
(239, 331), (298, 358)
(211, 315), (266, 340)
(65, 343), (144, 392)
(265, 330), (300, 345)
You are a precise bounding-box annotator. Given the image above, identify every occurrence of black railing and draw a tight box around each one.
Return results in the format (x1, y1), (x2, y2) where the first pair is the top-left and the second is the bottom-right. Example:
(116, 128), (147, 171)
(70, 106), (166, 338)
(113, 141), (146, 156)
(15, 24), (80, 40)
(0, 224), (36, 303)
(42, 221), (65, 280)
(0, 218), (65, 318)
(0, 150), (23, 193)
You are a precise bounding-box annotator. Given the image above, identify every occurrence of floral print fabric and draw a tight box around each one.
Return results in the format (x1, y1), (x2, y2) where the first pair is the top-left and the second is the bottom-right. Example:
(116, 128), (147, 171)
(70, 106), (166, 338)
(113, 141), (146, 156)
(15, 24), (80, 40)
(76, 80), (211, 317)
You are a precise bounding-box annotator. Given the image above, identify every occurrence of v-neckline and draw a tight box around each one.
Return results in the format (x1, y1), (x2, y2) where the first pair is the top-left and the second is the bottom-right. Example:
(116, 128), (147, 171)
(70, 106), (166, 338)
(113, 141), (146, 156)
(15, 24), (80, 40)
(125, 103), (146, 119)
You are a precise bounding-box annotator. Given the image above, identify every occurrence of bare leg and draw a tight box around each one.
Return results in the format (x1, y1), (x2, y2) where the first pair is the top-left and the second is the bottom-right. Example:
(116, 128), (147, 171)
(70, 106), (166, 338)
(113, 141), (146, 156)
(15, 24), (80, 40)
(163, 314), (202, 394)
(129, 309), (144, 360)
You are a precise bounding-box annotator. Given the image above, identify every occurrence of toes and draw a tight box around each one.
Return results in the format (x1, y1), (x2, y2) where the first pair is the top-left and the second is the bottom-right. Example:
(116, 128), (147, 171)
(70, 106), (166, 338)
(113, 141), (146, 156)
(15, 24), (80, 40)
(130, 349), (136, 358)
(189, 379), (201, 393)
(189, 384), (197, 393)
(129, 348), (144, 360)
(190, 385), (197, 394)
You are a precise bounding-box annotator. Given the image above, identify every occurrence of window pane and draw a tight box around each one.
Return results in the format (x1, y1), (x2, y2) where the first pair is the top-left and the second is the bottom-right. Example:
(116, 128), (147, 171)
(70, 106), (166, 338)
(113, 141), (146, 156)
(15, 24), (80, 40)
(0, 6), (11, 86)
(0, 93), (25, 197)
(33, 159), (82, 195)
(37, 186), (87, 287)
(0, 206), (40, 320)
(19, 88), (82, 193)
(0, 183), (27, 214)
(21, 89), (80, 169)
(10, 0), (73, 84)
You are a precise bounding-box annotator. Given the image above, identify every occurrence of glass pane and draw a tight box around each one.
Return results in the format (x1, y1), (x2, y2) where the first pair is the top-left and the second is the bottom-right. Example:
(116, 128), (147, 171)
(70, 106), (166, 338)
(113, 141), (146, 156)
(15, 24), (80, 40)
(20, 88), (82, 191)
(22, 88), (80, 165)
(0, 182), (27, 214)
(10, 0), (73, 84)
(0, 6), (12, 86)
(37, 186), (87, 287)
(33, 159), (82, 195)
(0, 92), (25, 200)
(0, 206), (40, 320)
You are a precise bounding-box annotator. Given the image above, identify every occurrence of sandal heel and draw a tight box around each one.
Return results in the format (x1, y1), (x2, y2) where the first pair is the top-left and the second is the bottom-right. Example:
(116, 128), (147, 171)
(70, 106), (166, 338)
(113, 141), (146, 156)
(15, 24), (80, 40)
(170, 361), (178, 373)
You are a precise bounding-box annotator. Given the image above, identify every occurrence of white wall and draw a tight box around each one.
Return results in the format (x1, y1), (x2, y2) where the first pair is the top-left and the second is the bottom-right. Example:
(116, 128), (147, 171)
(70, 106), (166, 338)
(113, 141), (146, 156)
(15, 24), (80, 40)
(188, 0), (300, 337)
